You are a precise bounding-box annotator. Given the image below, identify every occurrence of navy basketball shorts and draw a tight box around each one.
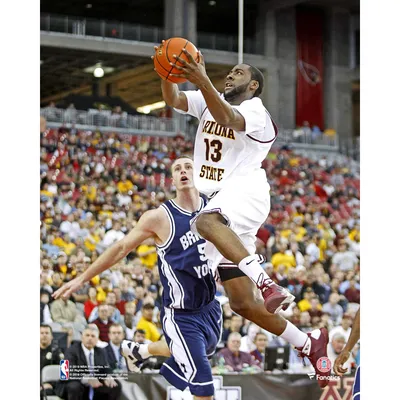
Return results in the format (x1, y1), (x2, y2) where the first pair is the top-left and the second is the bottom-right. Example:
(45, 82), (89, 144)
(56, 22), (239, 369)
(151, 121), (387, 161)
(353, 366), (360, 400)
(160, 299), (222, 397)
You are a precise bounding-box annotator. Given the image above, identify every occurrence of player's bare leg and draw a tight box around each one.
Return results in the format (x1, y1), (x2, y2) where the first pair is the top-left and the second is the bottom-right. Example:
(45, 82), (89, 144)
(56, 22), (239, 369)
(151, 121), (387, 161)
(222, 275), (330, 388)
(223, 276), (288, 335)
(148, 340), (171, 357)
(195, 212), (294, 313)
(121, 338), (170, 371)
(121, 340), (214, 397)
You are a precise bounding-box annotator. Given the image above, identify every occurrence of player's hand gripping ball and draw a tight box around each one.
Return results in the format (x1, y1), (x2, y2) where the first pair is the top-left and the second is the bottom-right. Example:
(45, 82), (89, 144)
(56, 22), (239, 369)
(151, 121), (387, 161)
(153, 37), (200, 83)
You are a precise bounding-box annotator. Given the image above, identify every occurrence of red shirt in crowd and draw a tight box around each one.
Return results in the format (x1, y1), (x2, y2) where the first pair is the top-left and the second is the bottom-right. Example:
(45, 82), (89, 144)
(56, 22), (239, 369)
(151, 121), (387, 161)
(84, 300), (98, 320)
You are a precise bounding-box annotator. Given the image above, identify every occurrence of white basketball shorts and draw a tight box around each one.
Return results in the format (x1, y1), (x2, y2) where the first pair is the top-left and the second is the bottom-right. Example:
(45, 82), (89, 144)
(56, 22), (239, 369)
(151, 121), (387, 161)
(190, 169), (271, 274)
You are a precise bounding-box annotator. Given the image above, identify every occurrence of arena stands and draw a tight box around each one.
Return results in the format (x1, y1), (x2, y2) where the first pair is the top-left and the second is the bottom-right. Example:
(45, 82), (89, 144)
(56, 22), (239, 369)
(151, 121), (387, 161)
(40, 127), (360, 377)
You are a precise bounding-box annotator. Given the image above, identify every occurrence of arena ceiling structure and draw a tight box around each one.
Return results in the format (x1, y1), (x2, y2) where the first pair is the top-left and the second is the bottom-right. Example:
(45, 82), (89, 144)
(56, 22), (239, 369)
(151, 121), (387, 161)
(40, 0), (359, 109)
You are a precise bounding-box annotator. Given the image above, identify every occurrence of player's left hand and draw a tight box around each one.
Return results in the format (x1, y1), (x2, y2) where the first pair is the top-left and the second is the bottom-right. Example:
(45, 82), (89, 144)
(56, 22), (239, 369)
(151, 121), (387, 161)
(104, 376), (118, 388)
(52, 275), (84, 300)
(169, 50), (209, 87)
(333, 350), (350, 376)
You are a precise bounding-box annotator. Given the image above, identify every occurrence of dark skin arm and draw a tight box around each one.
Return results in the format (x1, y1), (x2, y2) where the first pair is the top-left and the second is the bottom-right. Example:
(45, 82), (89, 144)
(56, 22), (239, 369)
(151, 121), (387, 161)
(333, 308), (360, 375)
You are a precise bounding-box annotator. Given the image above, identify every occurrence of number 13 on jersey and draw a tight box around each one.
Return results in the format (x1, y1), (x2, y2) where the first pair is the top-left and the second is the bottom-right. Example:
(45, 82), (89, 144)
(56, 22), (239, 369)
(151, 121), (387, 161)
(204, 139), (222, 162)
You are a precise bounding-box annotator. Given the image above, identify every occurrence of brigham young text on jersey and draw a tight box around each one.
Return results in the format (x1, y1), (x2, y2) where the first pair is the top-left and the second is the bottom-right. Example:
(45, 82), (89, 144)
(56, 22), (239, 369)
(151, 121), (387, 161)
(157, 198), (216, 310)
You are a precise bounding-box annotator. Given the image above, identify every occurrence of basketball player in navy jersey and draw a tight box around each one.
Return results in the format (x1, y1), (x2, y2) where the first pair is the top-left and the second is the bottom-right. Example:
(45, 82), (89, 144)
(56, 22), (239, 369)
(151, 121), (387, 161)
(54, 156), (222, 400)
(152, 42), (331, 387)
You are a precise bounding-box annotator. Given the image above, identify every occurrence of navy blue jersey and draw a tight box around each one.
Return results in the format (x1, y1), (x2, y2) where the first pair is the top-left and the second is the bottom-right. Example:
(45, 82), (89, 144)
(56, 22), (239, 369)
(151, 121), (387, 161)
(156, 197), (216, 310)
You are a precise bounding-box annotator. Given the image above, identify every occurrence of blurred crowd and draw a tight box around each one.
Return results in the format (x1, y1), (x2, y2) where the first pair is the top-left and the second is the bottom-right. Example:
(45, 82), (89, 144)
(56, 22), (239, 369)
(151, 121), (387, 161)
(40, 128), (360, 382)
(292, 120), (337, 143)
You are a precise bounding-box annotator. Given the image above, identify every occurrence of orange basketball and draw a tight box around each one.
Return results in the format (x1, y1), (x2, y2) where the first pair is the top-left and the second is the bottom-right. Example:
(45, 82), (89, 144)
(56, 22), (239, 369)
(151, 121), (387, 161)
(154, 37), (200, 84)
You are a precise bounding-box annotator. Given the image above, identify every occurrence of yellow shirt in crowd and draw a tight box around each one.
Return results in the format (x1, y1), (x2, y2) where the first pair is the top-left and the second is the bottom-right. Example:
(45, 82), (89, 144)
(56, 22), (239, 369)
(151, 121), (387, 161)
(271, 252), (296, 273)
(84, 234), (101, 252)
(117, 180), (133, 194)
(52, 237), (76, 255)
(297, 299), (323, 313)
(96, 287), (110, 303)
(137, 244), (157, 269)
(136, 317), (161, 342)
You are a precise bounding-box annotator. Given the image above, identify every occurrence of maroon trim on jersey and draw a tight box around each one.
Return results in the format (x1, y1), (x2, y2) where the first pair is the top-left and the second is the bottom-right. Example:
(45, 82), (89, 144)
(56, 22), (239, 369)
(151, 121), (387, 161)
(246, 111), (279, 144)
(199, 107), (208, 120)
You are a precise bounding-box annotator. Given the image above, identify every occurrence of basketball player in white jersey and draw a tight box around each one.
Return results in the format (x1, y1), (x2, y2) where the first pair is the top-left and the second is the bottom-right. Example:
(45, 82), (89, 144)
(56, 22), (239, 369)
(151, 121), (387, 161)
(152, 44), (332, 387)
(160, 46), (293, 313)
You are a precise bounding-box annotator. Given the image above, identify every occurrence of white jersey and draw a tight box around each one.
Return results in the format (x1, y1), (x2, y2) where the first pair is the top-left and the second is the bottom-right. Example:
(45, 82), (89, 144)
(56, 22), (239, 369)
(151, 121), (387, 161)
(175, 90), (278, 196)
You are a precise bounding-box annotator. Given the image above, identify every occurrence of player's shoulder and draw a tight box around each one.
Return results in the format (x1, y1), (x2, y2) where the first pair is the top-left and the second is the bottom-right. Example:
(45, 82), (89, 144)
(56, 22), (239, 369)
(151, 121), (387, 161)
(238, 97), (267, 117)
(140, 207), (167, 225)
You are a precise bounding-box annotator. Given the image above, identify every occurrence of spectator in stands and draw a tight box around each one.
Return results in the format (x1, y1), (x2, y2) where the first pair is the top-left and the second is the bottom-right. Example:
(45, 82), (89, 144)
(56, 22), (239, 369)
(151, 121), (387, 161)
(40, 324), (64, 399)
(306, 234), (321, 264)
(105, 323), (127, 372)
(41, 258), (54, 279)
(307, 296), (323, 320)
(311, 125), (322, 141)
(344, 279), (360, 304)
(240, 323), (261, 353)
(147, 284), (162, 309)
(331, 241), (359, 272)
(322, 293), (344, 326)
(89, 292), (122, 324)
(271, 242), (296, 273)
(297, 287), (315, 312)
(298, 312), (312, 333)
(41, 272), (53, 298)
(329, 313), (353, 342)
(64, 103), (77, 123)
(133, 285), (146, 312)
(250, 332), (269, 367)
(58, 324), (121, 400)
(84, 287), (99, 321)
(53, 252), (68, 276)
(44, 101), (59, 122)
(50, 294), (85, 331)
(112, 286), (126, 315)
(60, 214), (80, 239)
(123, 313), (136, 341)
(92, 304), (113, 343)
(222, 314), (244, 343)
(96, 277), (112, 303)
(213, 332), (261, 373)
(117, 173), (133, 194)
(40, 290), (53, 325)
(136, 303), (161, 343)
(99, 221), (125, 251)
(134, 329), (149, 344)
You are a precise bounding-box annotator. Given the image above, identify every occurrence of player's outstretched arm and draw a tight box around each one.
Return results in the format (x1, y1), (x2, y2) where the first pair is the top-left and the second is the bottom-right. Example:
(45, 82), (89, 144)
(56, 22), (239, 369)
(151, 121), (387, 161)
(170, 50), (245, 131)
(52, 209), (162, 299)
(333, 308), (360, 375)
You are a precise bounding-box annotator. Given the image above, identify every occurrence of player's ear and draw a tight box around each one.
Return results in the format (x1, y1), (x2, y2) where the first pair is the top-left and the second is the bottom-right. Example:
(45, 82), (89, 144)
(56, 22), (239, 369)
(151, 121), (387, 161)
(250, 80), (259, 93)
